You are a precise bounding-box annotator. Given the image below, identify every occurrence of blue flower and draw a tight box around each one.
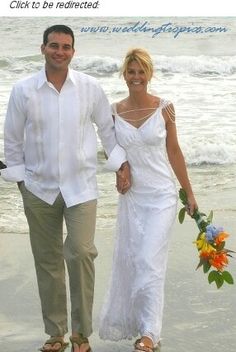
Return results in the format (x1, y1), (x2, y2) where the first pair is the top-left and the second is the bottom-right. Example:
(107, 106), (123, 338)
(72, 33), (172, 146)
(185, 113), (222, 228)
(206, 225), (223, 242)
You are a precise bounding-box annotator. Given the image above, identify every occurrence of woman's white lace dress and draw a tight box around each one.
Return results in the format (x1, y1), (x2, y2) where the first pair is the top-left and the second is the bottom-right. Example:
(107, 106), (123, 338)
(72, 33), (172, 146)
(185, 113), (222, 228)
(99, 100), (178, 344)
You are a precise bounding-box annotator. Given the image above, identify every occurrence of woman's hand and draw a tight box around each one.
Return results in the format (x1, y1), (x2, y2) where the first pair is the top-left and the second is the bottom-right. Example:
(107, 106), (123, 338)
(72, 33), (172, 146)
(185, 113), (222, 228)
(186, 193), (198, 216)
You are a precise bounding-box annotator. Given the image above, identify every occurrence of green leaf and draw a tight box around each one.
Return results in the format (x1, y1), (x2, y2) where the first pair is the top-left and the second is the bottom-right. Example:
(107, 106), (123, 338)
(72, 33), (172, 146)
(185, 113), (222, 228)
(207, 210), (213, 223)
(196, 258), (204, 270)
(215, 274), (224, 289)
(208, 270), (218, 284)
(217, 242), (225, 251)
(225, 249), (236, 254)
(179, 188), (187, 205)
(208, 270), (224, 289)
(178, 207), (186, 224)
(222, 271), (234, 285)
(203, 261), (211, 273)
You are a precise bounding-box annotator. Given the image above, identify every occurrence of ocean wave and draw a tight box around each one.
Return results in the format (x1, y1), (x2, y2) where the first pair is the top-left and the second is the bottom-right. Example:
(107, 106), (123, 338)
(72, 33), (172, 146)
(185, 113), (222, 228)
(0, 54), (236, 77)
(73, 56), (120, 76)
(0, 58), (11, 69)
(155, 55), (236, 76)
(0, 55), (43, 75)
(182, 141), (236, 165)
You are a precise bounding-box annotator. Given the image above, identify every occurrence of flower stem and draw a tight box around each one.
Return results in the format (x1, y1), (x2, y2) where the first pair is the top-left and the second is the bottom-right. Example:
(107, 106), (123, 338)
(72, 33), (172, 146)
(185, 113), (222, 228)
(191, 210), (208, 232)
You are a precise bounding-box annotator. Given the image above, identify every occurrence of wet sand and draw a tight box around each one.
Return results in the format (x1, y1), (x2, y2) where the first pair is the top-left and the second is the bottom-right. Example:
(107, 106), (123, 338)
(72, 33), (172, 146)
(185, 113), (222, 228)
(1, 214), (236, 352)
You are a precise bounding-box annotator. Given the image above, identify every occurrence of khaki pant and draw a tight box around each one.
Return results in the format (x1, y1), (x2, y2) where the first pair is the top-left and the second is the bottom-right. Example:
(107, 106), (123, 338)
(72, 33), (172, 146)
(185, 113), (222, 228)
(19, 183), (97, 337)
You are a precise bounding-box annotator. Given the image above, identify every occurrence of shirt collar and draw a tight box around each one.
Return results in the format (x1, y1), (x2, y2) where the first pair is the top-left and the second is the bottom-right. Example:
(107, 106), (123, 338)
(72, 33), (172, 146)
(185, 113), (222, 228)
(37, 67), (76, 89)
(66, 68), (77, 86)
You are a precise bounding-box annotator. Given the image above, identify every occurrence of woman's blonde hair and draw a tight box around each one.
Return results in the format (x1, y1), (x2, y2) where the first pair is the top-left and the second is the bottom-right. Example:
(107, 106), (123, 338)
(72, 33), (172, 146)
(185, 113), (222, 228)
(121, 48), (154, 81)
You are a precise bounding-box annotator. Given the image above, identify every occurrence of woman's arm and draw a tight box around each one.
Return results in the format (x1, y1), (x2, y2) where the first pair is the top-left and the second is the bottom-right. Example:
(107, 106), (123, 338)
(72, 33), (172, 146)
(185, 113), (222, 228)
(163, 103), (198, 215)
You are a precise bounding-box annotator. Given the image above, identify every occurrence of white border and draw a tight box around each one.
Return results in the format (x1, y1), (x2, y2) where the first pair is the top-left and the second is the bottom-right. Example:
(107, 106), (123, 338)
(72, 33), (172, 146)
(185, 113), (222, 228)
(0, 0), (235, 17)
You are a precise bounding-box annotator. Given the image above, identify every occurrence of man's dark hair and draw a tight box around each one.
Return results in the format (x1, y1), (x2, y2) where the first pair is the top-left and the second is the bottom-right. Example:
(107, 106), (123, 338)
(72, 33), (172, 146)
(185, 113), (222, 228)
(43, 25), (75, 48)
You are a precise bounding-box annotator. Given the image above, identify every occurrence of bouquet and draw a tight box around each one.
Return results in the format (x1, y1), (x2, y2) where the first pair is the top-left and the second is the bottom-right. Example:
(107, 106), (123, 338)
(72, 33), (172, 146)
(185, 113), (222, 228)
(178, 188), (234, 289)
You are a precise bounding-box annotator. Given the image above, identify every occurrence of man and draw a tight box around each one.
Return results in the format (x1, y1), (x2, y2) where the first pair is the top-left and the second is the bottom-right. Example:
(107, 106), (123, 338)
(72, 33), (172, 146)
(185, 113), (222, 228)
(1, 25), (130, 352)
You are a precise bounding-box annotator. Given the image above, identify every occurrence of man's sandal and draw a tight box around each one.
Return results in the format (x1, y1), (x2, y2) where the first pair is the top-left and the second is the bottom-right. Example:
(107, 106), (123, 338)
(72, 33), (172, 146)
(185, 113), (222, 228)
(70, 334), (92, 352)
(133, 338), (161, 352)
(39, 336), (69, 352)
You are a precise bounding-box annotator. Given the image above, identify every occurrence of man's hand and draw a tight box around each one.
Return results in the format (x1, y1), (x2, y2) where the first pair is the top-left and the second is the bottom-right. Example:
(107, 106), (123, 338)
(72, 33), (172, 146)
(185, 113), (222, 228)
(116, 161), (131, 194)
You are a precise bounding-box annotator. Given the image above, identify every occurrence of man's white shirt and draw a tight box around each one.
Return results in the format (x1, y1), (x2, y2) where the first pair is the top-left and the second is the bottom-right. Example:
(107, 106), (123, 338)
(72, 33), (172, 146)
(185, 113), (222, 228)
(2, 68), (126, 206)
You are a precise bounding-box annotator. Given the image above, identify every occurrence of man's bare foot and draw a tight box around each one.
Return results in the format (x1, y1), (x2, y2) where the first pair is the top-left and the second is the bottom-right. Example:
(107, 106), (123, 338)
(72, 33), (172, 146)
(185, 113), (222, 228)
(71, 341), (90, 352)
(40, 336), (68, 351)
(70, 334), (91, 352)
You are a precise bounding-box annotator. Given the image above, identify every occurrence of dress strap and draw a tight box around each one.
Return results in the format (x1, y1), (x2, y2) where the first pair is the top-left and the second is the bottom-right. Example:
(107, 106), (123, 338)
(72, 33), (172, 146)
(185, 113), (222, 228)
(160, 99), (175, 123)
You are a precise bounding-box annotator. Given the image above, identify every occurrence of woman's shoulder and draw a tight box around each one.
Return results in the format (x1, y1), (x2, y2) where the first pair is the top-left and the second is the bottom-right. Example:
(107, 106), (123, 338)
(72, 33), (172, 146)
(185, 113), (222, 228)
(148, 94), (173, 110)
(111, 99), (128, 115)
(159, 98), (175, 123)
(159, 98), (173, 109)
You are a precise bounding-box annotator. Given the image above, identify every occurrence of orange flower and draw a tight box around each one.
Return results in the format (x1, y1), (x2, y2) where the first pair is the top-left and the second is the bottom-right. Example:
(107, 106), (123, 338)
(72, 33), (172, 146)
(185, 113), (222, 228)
(209, 251), (229, 271)
(215, 231), (229, 245)
(199, 249), (215, 260)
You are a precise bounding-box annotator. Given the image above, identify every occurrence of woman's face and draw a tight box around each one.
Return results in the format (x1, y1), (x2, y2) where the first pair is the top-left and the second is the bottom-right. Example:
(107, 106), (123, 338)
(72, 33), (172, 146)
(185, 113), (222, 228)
(124, 60), (148, 93)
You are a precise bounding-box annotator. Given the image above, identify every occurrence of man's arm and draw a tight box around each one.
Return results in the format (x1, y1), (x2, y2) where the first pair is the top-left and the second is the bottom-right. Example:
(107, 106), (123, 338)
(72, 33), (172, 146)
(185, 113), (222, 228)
(92, 83), (131, 192)
(1, 84), (26, 182)
(92, 83), (126, 170)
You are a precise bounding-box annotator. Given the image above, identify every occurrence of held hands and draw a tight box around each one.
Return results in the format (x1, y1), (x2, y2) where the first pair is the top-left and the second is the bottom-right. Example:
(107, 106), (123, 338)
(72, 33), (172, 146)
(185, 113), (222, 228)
(116, 161), (131, 194)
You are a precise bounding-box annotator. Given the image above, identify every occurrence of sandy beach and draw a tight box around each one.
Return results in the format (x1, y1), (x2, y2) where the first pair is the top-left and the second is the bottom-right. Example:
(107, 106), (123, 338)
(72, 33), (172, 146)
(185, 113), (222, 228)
(1, 188), (236, 352)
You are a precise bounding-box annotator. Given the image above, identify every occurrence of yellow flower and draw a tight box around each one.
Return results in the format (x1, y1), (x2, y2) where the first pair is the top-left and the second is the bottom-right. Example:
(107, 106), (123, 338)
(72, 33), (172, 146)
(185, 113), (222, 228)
(194, 233), (215, 253)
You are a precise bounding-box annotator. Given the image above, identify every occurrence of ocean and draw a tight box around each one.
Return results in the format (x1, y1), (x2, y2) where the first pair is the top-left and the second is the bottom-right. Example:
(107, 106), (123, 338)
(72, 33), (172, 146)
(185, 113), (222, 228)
(0, 16), (236, 352)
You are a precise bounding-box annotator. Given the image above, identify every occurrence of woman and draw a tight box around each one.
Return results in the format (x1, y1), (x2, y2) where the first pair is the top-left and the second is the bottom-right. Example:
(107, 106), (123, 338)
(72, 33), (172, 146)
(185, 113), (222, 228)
(99, 48), (198, 352)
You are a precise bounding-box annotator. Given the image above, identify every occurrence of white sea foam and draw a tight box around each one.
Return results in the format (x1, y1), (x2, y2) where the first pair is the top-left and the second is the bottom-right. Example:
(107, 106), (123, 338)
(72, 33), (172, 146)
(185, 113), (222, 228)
(1, 54), (236, 77)
(181, 141), (236, 165)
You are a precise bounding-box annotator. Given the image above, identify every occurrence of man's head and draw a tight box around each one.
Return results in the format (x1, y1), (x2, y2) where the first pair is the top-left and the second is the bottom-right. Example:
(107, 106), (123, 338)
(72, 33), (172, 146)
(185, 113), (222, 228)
(41, 25), (75, 72)
(43, 25), (75, 49)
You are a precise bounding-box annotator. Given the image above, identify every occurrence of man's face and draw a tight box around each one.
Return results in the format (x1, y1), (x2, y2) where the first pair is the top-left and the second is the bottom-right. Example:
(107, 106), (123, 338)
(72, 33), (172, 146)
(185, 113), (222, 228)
(41, 31), (75, 72)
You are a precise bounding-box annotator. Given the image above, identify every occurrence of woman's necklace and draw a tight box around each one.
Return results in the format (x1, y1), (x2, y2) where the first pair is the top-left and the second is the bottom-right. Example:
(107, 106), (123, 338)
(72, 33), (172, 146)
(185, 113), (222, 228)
(119, 107), (157, 122)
